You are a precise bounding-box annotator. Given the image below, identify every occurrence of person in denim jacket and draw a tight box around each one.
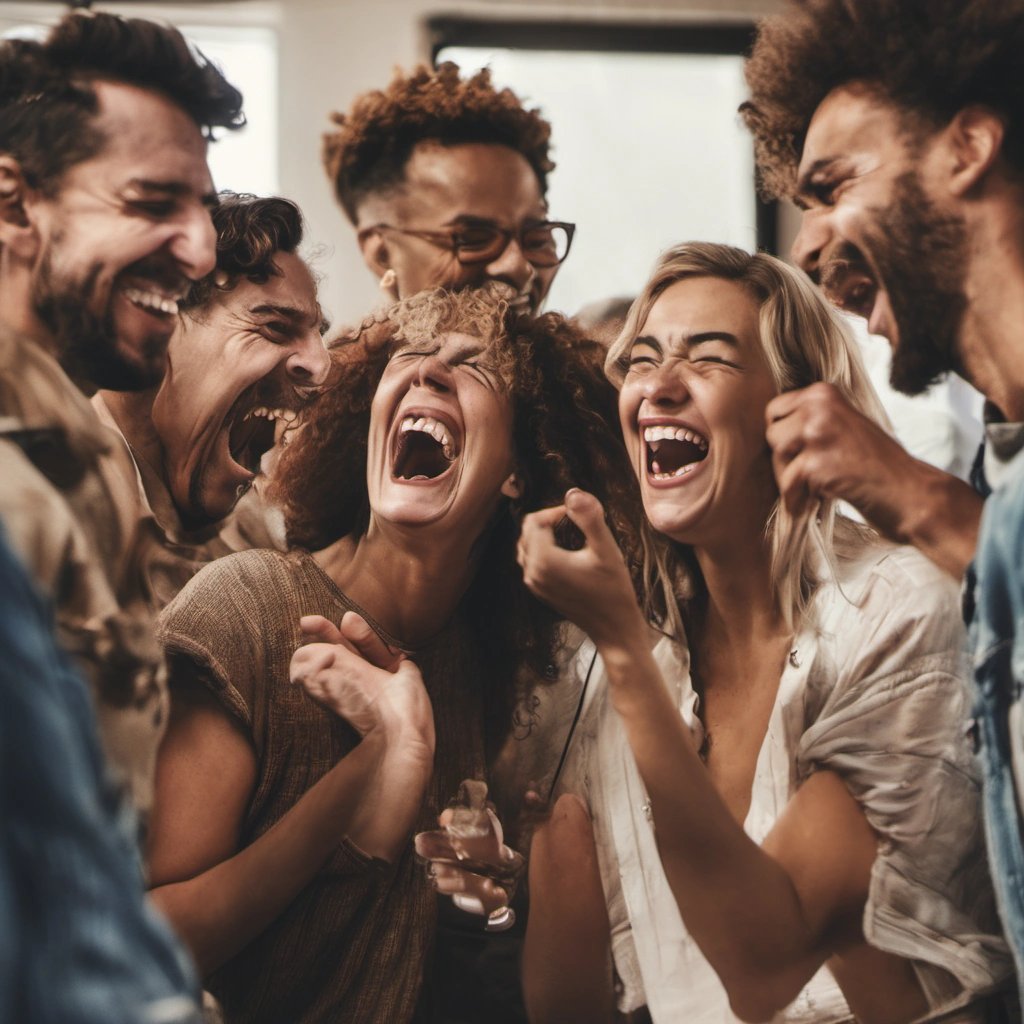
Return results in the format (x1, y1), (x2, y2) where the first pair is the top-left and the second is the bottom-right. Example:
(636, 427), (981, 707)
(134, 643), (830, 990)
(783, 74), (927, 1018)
(740, 0), (1024, 994)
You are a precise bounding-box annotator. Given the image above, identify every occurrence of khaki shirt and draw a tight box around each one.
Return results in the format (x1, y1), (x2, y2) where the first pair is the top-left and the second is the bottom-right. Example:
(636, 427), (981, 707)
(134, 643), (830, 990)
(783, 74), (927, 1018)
(0, 326), (165, 817)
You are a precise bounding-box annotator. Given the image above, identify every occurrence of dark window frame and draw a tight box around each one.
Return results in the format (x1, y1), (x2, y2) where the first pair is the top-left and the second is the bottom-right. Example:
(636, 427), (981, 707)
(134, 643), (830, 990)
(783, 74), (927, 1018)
(428, 16), (776, 254)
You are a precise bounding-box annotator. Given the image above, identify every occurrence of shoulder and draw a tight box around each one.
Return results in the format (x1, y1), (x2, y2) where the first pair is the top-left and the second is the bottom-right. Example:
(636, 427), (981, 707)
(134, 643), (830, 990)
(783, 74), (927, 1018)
(817, 540), (963, 660)
(159, 548), (309, 634)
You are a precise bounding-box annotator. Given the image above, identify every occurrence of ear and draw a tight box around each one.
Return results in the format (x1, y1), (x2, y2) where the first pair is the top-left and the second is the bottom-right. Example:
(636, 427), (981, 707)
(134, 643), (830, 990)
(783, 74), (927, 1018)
(0, 155), (40, 258)
(944, 106), (1005, 197)
(356, 224), (391, 279)
(500, 472), (522, 500)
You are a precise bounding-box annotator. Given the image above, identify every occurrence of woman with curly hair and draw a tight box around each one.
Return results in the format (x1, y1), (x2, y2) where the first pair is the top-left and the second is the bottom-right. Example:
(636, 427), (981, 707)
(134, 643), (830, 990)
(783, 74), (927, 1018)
(517, 244), (1012, 1023)
(146, 285), (644, 1023)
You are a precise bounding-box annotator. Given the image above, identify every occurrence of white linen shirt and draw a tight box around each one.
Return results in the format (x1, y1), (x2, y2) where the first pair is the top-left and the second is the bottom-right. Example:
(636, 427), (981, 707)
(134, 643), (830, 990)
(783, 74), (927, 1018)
(557, 542), (1011, 1023)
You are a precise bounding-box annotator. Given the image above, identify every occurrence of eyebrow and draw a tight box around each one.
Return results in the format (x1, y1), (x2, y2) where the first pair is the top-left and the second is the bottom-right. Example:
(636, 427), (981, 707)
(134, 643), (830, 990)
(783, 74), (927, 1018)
(249, 302), (321, 327)
(128, 177), (220, 210)
(793, 157), (840, 206)
(631, 331), (740, 350)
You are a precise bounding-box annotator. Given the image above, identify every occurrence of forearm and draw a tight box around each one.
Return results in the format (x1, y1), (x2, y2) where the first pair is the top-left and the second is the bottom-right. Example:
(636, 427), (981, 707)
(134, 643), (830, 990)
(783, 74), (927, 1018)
(151, 732), (428, 974)
(889, 460), (982, 580)
(597, 640), (829, 1017)
(522, 795), (616, 1024)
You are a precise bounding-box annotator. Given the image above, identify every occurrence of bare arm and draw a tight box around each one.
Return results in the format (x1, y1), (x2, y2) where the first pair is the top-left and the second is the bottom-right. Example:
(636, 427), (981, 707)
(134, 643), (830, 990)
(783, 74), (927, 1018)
(519, 492), (927, 1022)
(522, 794), (616, 1024)
(148, 642), (433, 976)
(766, 383), (982, 579)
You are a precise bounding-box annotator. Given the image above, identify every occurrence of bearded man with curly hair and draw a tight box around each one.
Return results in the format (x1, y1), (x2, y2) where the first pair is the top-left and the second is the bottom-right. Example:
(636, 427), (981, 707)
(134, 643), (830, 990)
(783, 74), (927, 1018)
(743, 0), (1024, 990)
(323, 62), (573, 314)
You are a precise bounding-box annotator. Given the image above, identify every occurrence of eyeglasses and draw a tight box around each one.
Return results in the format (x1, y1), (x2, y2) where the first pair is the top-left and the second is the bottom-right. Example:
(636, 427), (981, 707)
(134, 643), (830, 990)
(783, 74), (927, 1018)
(373, 220), (576, 268)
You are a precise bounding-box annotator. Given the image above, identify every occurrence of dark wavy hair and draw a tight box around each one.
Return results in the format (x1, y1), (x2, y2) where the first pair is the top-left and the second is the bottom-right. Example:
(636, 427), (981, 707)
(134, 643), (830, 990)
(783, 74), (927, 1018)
(0, 12), (244, 195)
(741, 0), (1024, 199)
(272, 286), (646, 751)
(180, 192), (305, 312)
(323, 62), (553, 223)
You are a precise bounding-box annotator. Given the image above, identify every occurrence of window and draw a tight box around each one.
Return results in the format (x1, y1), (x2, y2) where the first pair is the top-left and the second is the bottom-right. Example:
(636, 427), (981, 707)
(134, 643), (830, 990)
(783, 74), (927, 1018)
(434, 19), (769, 317)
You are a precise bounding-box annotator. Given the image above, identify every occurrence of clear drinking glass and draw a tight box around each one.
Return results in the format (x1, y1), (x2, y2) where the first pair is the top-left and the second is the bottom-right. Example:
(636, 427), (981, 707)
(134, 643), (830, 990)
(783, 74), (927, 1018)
(415, 778), (525, 932)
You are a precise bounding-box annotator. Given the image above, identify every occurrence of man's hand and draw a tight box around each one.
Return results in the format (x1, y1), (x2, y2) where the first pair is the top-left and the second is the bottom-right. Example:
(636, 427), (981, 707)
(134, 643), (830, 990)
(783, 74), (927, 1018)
(518, 489), (646, 648)
(765, 383), (983, 577)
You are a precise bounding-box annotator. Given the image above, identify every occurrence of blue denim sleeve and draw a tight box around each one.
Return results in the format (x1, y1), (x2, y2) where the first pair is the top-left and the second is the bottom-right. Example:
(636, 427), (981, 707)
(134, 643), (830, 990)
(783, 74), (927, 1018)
(0, 526), (202, 1024)
(970, 457), (1024, 996)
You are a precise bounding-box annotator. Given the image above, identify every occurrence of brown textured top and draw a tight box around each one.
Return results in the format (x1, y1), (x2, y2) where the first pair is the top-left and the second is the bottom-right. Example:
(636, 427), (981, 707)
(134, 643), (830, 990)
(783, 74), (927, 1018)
(159, 547), (488, 1024)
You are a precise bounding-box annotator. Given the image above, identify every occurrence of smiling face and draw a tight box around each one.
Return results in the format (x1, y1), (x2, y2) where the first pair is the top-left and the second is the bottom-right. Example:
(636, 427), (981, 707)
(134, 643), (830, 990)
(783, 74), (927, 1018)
(150, 250), (329, 527)
(618, 276), (779, 550)
(791, 83), (968, 394)
(26, 80), (218, 391)
(367, 330), (518, 540)
(358, 142), (558, 314)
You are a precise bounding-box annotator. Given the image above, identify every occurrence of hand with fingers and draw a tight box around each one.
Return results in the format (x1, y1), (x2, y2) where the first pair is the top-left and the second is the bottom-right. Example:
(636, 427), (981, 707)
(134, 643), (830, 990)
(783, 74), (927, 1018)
(290, 611), (435, 768)
(518, 488), (647, 649)
(765, 383), (927, 538)
(415, 779), (525, 930)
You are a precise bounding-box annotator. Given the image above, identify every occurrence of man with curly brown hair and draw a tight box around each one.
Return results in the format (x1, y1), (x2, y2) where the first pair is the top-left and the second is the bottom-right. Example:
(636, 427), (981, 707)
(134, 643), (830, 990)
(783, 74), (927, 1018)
(742, 0), (1024, 991)
(94, 192), (330, 609)
(324, 62), (573, 315)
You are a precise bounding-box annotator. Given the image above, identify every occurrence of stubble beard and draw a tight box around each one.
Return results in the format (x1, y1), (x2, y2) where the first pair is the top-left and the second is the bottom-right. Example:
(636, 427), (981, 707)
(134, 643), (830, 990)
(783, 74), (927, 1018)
(33, 248), (167, 393)
(866, 171), (969, 396)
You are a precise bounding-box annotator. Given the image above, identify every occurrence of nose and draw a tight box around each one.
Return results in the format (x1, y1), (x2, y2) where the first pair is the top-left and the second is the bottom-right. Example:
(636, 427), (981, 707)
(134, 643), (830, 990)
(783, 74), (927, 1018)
(484, 236), (535, 293)
(413, 352), (454, 393)
(286, 329), (330, 386)
(170, 203), (218, 281)
(790, 206), (833, 281)
(642, 360), (690, 408)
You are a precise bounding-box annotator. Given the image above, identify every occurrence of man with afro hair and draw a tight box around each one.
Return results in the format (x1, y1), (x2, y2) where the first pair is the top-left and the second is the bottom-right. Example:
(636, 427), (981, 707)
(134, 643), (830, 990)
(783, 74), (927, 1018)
(743, 0), (1024, 989)
(324, 62), (573, 315)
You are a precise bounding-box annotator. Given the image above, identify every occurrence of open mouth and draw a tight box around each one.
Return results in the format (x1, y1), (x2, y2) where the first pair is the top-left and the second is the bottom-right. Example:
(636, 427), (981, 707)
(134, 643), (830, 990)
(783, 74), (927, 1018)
(644, 424), (708, 481)
(392, 414), (458, 481)
(227, 400), (298, 476)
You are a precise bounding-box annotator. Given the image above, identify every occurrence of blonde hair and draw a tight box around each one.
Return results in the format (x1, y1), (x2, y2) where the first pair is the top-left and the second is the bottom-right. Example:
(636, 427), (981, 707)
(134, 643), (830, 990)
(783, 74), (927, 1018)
(607, 242), (888, 632)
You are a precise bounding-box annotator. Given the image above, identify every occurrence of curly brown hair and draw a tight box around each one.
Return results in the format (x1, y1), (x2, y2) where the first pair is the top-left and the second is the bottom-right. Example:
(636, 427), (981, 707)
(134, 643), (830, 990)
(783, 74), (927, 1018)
(180, 192), (304, 312)
(272, 286), (645, 749)
(323, 62), (554, 223)
(741, 0), (1024, 199)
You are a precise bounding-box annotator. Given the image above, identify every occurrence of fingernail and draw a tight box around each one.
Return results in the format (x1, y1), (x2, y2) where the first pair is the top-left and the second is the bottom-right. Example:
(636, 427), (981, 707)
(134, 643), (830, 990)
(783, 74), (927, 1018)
(565, 488), (584, 509)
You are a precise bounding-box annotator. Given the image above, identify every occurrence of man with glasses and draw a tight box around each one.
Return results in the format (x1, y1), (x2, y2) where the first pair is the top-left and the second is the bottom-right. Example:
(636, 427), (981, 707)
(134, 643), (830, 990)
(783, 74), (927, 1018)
(324, 62), (571, 314)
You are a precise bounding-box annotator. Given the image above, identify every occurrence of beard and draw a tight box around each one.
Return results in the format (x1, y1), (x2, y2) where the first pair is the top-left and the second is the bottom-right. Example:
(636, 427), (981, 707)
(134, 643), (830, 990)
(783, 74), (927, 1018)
(33, 249), (168, 392)
(864, 171), (969, 396)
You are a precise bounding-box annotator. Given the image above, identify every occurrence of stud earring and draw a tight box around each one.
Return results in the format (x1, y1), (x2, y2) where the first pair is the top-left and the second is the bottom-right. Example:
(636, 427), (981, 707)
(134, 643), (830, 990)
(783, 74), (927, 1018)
(379, 268), (397, 292)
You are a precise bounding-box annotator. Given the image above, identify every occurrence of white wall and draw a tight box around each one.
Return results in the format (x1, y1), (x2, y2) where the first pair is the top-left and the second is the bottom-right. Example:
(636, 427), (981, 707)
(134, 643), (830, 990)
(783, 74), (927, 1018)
(0, 0), (783, 326)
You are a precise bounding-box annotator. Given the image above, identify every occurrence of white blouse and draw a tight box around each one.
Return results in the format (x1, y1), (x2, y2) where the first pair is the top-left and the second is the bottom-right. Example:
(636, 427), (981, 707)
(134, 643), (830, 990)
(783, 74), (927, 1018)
(556, 542), (1012, 1023)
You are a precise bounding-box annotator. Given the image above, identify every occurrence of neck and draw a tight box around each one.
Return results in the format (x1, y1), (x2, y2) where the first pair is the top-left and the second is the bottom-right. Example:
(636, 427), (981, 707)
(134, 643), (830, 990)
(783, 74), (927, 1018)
(315, 520), (484, 647)
(98, 388), (163, 474)
(691, 531), (786, 650)
(957, 201), (1024, 420)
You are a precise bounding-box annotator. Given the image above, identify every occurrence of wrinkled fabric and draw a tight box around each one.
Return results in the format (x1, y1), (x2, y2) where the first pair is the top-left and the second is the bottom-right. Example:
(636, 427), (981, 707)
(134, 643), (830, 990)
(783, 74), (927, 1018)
(968, 435), (1024, 996)
(0, 525), (200, 1024)
(0, 326), (165, 817)
(560, 542), (1011, 1023)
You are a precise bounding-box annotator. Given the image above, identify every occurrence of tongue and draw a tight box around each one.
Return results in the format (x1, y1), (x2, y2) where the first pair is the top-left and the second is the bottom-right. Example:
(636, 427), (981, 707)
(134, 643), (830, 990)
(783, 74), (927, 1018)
(651, 437), (706, 474)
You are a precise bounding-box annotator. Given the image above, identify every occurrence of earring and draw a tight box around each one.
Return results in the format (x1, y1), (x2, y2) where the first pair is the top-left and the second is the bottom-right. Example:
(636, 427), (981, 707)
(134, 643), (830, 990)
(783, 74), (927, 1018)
(379, 268), (397, 292)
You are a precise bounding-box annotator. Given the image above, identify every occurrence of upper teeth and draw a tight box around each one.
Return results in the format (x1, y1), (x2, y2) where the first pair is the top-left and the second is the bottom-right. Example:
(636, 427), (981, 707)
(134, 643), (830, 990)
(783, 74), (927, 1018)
(244, 406), (297, 425)
(400, 415), (454, 459)
(643, 425), (708, 449)
(123, 287), (182, 316)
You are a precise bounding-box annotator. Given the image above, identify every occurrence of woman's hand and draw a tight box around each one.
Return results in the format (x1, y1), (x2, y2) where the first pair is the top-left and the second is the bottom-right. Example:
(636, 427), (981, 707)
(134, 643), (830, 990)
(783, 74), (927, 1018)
(290, 613), (435, 767)
(518, 488), (647, 649)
